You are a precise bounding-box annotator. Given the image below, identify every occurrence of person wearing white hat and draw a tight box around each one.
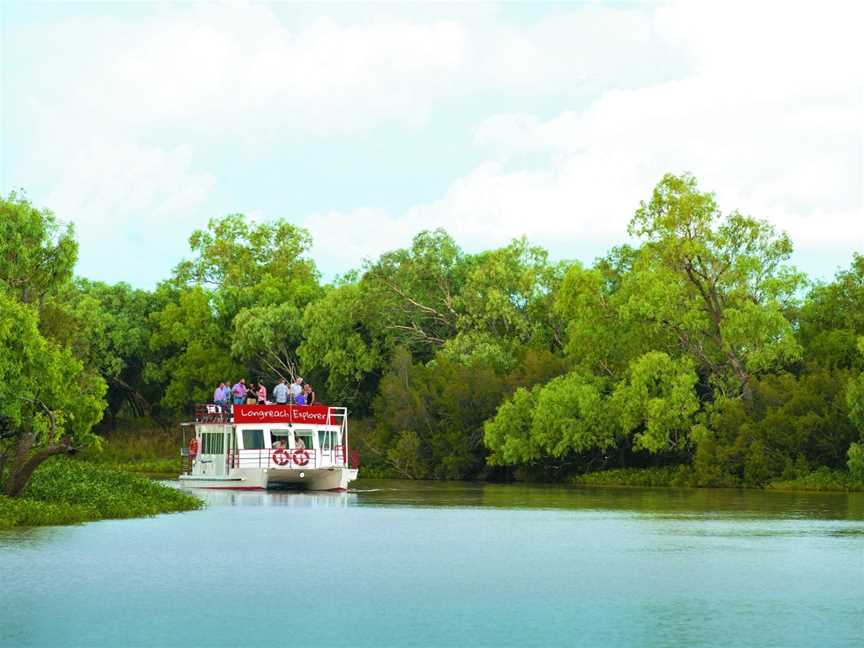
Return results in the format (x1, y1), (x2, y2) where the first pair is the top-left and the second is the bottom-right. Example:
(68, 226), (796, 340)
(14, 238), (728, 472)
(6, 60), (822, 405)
(290, 377), (303, 403)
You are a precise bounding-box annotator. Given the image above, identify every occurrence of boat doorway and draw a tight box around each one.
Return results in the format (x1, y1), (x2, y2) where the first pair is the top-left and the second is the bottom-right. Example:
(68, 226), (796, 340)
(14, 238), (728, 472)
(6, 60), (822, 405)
(198, 424), (233, 477)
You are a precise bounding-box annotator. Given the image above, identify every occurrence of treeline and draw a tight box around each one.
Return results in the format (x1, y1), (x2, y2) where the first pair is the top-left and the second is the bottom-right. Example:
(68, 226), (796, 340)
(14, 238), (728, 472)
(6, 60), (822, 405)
(2, 174), (863, 490)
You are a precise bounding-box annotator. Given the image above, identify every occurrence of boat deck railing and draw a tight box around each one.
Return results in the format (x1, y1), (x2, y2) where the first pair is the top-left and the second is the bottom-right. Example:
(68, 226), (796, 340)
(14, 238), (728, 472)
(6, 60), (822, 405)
(228, 446), (358, 470)
(192, 403), (347, 426)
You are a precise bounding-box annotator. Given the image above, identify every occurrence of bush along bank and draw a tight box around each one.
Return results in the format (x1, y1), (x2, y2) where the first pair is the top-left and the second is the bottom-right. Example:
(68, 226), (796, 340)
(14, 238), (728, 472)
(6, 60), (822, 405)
(78, 426), (182, 475)
(571, 465), (864, 492)
(0, 458), (202, 529)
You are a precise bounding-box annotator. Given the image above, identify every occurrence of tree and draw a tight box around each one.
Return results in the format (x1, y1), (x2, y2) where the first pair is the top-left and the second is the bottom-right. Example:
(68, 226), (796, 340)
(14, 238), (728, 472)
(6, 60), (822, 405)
(147, 214), (320, 414)
(298, 280), (389, 413)
(145, 286), (242, 411)
(626, 173), (803, 399)
(361, 229), (465, 359)
(847, 338), (864, 479)
(0, 192), (77, 307)
(0, 291), (106, 496)
(799, 255), (864, 370)
(611, 352), (700, 453)
(41, 280), (158, 423)
(443, 237), (567, 369)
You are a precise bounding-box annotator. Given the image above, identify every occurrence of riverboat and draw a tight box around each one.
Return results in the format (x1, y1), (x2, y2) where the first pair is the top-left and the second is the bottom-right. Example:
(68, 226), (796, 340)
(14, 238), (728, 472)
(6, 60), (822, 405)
(179, 403), (359, 491)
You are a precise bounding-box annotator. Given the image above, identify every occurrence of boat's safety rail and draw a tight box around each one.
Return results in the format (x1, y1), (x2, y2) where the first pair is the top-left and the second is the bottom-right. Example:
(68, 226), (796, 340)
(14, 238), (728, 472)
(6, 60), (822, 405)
(194, 403), (232, 423)
(193, 404), (348, 426)
(230, 446), (352, 470)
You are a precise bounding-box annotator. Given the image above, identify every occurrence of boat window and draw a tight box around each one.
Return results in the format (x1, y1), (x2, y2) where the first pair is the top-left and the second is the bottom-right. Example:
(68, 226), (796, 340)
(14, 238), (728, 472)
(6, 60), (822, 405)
(294, 431), (314, 450)
(271, 429), (291, 449)
(242, 429), (265, 450)
(202, 432), (224, 455)
(318, 430), (331, 450)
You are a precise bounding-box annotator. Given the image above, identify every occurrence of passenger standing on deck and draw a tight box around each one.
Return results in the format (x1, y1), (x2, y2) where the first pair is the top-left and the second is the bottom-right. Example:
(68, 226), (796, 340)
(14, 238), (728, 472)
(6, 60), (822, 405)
(246, 383), (259, 405)
(273, 378), (289, 404)
(290, 377), (303, 403)
(303, 383), (316, 406)
(257, 382), (267, 404)
(232, 379), (247, 405)
(213, 382), (228, 406)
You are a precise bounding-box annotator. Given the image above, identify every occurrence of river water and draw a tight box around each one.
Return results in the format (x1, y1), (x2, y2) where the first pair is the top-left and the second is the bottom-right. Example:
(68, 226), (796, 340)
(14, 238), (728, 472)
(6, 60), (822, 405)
(1, 480), (863, 647)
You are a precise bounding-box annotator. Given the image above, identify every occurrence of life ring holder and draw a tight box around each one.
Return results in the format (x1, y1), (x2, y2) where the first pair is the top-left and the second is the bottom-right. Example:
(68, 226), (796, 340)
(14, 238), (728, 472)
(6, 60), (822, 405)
(293, 449), (310, 466)
(272, 448), (290, 466)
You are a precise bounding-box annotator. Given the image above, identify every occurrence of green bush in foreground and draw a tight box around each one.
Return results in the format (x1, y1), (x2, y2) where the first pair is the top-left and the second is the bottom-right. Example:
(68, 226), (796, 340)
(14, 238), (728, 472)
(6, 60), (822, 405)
(573, 466), (693, 488)
(0, 458), (201, 529)
(80, 428), (181, 475)
(571, 465), (864, 491)
(765, 467), (864, 492)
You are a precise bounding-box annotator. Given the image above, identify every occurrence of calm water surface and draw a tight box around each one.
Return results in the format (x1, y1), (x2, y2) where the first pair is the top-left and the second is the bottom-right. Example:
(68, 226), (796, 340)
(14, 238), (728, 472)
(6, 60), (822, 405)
(1, 480), (863, 647)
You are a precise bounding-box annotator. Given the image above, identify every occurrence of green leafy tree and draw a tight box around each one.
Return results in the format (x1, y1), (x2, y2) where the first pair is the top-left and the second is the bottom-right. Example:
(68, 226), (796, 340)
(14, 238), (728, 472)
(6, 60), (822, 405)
(298, 281), (388, 412)
(625, 173), (803, 399)
(41, 280), (158, 423)
(146, 287), (242, 411)
(484, 387), (540, 466)
(0, 292), (106, 496)
(361, 229), (465, 359)
(148, 214), (320, 413)
(799, 255), (864, 369)
(0, 194), (106, 496)
(611, 352), (701, 453)
(446, 238), (566, 368)
(847, 338), (864, 479)
(0, 192), (77, 306)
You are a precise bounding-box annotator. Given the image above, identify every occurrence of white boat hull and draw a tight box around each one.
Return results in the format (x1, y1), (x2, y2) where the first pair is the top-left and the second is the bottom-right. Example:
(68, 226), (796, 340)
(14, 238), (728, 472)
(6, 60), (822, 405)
(179, 467), (358, 491)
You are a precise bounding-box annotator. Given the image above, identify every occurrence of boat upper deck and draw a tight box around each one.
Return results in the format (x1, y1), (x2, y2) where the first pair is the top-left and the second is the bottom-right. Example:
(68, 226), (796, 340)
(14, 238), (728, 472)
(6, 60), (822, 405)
(193, 403), (346, 427)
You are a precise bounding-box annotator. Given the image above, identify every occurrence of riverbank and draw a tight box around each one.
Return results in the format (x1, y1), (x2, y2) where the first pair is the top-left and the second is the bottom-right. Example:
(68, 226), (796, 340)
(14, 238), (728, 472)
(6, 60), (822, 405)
(0, 459), (202, 529)
(572, 465), (864, 492)
(80, 427), (180, 475)
(89, 430), (864, 493)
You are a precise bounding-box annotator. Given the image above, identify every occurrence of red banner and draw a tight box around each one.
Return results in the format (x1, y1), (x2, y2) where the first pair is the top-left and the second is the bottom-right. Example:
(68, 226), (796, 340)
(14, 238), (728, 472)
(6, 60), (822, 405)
(233, 404), (337, 425)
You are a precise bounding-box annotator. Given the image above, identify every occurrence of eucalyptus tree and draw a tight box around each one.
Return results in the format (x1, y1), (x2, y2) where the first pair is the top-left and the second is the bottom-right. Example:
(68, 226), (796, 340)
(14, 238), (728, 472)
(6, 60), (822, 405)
(0, 192), (77, 307)
(0, 194), (106, 496)
(484, 174), (803, 472)
(148, 214), (320, 412)
(624, 173), (803, 400)
(0, 291), (106, 496)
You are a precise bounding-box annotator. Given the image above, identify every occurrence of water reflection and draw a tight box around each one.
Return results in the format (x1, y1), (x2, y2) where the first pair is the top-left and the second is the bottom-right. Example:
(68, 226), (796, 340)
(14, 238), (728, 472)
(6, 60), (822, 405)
(192, 487), (356, 508)
(2, 480), (862, 648)
(349, 479), (864, 520)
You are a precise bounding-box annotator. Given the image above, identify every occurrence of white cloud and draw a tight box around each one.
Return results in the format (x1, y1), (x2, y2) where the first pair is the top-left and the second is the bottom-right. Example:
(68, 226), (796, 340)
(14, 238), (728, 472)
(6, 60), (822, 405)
(4, 1), (861, 284)
(43, 139), (215, 284)
(309, 1), (864, 276)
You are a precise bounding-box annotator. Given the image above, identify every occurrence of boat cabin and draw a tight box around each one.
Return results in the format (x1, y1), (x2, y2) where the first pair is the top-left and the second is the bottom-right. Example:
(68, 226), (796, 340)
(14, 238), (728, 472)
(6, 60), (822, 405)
(179, 404), (358, 491)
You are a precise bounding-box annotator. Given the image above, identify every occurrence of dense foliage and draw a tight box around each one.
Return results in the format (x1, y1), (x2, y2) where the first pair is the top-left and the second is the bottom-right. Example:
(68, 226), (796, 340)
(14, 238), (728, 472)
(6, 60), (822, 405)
(2, 174), (862, 489)
(0, 459), (201, 528)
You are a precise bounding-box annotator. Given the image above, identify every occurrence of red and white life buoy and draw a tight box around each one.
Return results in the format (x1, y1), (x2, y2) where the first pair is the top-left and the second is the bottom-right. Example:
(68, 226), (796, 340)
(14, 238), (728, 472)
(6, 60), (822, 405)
(293, 449), (310, 466)
(188, 437), (199, 457)
(272, 448), (290, 466)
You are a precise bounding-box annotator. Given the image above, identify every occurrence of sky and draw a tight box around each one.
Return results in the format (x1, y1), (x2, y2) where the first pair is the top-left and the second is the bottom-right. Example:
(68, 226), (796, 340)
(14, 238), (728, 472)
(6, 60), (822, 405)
(2, 1), (862, 288)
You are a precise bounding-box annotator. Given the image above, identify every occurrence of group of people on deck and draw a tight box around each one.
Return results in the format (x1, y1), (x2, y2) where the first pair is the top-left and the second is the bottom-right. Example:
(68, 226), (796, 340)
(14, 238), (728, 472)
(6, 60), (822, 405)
(212, 377), (316, 407)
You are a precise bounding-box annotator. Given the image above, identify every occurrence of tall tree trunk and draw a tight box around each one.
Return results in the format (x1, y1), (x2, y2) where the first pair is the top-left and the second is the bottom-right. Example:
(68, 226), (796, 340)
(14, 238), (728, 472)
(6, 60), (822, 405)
(727, 352), (752, 402)
(3, 434), (73, 498)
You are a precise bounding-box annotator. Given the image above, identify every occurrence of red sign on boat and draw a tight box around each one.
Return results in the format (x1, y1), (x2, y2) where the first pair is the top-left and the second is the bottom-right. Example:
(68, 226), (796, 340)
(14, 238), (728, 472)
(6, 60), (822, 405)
(233, 404), (338, 425)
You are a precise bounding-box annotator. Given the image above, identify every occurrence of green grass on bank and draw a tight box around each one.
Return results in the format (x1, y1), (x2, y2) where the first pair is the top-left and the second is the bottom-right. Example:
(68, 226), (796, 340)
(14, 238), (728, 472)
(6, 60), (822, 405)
(765, 467), (864, 492)
(85, 425), (864, 494)
(81, 428), (181, 475)
(572, 466), (693, 488)
(571, 465), (864, 491)
(0, 459), (202, 529)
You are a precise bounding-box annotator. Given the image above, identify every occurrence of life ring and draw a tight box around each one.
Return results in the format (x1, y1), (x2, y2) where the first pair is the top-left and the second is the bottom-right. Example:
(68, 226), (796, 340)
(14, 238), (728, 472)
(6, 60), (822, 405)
(188, 437), (199, 456)
(293, 449), (310, 466)
(272, 448), (290, 466)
